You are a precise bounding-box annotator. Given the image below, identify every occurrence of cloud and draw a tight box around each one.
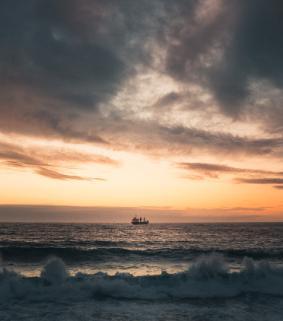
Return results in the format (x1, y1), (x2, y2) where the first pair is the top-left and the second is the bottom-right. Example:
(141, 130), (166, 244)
(0, 140), (117, 180)
(0, 0), (283, 175)
(235, 178), (283, 185)
(0, 0), (163, 141)
(35, 167), (89, 181)
(177, 162), (283, 178)
(153, 92), (184, 109)
(220, 206), (268, 212)
(78, 115), (283, 159)
(152, 125), (283, 156)
(235, 177), (283, 190)
(0, 0), (126, 107)
(212, 0), (283, 111)
(165, 0), (283, 117)
(35, 167), (104, 181)
(178, 162), (283, 190)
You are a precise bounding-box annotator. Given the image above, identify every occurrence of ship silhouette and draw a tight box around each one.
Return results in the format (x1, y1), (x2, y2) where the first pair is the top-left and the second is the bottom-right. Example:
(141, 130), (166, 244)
(131, 216), (149, 225)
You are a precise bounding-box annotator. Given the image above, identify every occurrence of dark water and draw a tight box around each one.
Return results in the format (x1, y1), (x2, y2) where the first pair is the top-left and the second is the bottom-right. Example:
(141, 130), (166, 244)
(1, 223), (283, 320)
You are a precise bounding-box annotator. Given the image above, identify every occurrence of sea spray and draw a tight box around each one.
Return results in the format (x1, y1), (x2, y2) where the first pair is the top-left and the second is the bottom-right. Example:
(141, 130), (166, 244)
(188, 254), (228, 279)
(0, 255), (283, 302)
(40, 257), (69, 285)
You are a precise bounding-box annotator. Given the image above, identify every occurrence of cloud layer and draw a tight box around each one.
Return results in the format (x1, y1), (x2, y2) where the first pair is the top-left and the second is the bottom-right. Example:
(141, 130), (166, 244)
(1, 0), (283, 183)
(0, 140), (117, 180)
(178, 161), (283, 189)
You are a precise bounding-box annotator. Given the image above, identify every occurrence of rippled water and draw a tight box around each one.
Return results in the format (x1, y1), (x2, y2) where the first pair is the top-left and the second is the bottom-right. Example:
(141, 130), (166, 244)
(1, 223), (283, 320)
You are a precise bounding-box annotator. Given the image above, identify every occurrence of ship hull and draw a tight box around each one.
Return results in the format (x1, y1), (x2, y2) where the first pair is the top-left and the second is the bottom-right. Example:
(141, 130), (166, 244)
(131, 221), (149, 225)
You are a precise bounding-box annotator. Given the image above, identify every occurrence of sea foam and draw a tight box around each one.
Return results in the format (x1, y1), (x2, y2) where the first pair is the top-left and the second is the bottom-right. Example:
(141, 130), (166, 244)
(1, 255), (283, 302)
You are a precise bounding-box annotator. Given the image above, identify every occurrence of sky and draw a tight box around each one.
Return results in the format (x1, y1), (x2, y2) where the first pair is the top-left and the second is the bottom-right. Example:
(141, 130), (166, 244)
(1, 0), (283, 222)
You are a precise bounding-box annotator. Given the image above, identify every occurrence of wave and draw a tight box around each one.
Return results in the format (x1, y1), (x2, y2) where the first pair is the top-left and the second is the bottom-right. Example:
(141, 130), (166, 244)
(1, 255), (283, 302)
(0, 240), (126, 247)
(1, 245), (283, 262)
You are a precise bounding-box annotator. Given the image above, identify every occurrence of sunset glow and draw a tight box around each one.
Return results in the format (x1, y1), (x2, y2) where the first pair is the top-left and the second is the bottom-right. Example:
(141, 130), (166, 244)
(1, 0), (283, 222)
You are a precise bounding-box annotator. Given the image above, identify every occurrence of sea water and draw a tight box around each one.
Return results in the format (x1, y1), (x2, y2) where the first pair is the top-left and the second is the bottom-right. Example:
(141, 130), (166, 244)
(1, 223), (283, 320)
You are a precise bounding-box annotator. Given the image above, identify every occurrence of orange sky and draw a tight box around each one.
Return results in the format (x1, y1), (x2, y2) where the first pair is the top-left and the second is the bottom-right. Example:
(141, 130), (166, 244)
(0, 134), (283, 222)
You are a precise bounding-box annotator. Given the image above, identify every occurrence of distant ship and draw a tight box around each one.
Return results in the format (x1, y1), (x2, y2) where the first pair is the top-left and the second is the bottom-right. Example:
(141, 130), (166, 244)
(131, 216), (149, 225)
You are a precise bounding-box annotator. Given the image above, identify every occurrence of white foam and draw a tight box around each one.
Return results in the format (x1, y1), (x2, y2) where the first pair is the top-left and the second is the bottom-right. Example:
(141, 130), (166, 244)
(0, 255), (283, 302)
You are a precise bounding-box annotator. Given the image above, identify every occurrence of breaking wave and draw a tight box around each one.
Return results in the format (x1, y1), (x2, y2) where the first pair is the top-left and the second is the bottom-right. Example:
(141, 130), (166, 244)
(1, 255), (283, 302)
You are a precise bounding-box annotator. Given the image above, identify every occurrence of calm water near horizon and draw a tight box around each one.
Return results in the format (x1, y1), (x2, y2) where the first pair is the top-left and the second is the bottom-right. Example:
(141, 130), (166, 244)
(1, 222), (283, 320)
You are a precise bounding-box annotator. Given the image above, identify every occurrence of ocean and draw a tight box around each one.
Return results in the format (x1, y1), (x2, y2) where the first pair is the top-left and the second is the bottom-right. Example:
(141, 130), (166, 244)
(1, 222), (283, 320)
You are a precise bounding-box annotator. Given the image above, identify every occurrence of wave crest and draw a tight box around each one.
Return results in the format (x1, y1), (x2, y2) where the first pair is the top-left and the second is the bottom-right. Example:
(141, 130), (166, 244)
(1, 255), (283, 302)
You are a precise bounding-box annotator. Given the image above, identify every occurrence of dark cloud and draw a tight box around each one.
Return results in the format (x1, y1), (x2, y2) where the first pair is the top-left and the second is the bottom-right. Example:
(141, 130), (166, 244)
(0, 0), (283, 164)
(92, 116), (283, 157)
(165, 0), (283, 117)
(153, 92), (183, 109)
(212, 0), (283, 115)
(156, 125), (283, 156)
(0, 0), (163, 140)
(0, 1), (124, 105)
(165, 0), (228, 80)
